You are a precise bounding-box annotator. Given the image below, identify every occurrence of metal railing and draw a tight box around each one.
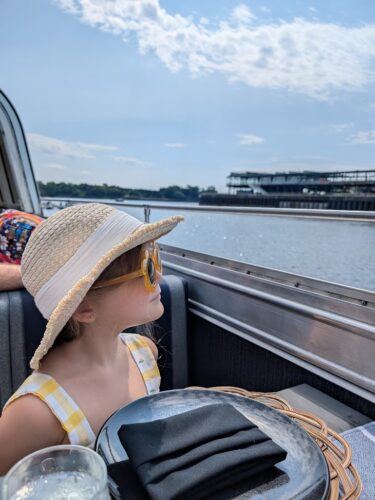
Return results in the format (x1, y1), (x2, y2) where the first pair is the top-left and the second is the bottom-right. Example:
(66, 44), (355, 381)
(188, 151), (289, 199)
(41, 197), (375, 222)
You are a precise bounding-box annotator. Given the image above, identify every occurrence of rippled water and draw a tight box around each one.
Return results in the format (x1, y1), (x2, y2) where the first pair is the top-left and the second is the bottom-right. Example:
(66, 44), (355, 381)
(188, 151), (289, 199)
(43, 199), (375, 292)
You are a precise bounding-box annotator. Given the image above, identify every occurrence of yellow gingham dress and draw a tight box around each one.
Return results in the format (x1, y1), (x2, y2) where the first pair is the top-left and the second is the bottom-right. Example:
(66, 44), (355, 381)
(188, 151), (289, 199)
(3, 333), (161, 447)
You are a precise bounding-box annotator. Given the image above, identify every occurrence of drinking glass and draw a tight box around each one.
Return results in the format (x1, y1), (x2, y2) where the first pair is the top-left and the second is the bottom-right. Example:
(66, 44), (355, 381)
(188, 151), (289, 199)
(1, 445), (109, 499)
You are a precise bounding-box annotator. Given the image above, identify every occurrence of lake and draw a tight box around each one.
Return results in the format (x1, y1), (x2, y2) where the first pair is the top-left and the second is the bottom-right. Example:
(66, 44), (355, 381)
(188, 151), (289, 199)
(43, 198), (375, 292)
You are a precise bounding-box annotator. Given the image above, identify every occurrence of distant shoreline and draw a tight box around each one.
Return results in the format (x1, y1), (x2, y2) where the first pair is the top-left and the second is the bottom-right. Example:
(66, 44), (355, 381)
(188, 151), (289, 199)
(42, 195), (174, 202)
(37, 181), (213, 203)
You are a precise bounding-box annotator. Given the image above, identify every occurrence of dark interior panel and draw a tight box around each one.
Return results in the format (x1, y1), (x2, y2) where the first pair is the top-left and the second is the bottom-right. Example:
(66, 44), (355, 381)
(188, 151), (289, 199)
(189, 315), (375, 420)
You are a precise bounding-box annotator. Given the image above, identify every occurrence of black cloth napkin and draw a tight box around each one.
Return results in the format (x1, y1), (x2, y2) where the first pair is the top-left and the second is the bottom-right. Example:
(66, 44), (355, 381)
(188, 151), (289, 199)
(108, 460), (151, 500)
(117, 402), (287, 500)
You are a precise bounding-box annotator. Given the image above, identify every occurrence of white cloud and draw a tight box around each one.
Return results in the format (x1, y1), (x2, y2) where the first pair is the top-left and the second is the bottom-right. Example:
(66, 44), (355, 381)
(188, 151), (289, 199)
(348, 130), (375, 144)
(55, 0), (79, 14)
(237, 133), (265, 145)
(28, 133), (118, 160)
(332, 122), (354, 133)
(164, 142), (186, 148)
(231, 4), (256, 25)
(44, 162), (67, 170)
(113, 155), (149, 166)
(80, 169), (95, 176)
(76, 142), (118, 152)
(53, 0), (375, 100)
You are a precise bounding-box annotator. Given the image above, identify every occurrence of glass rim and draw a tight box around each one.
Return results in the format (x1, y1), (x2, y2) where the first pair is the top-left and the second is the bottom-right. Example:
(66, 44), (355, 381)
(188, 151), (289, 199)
(3, 444), (107, 486)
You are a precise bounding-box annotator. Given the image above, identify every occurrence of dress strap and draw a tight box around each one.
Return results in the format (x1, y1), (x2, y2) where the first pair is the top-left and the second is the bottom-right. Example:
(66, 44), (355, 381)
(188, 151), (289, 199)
(120, 333), (161, 395)
(3, 373), (96, 447)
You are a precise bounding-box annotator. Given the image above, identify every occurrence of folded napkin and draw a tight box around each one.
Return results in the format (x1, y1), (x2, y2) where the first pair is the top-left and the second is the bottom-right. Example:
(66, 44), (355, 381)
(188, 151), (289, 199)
(108, 460), (151, 500)
(118, 402), (287, 500)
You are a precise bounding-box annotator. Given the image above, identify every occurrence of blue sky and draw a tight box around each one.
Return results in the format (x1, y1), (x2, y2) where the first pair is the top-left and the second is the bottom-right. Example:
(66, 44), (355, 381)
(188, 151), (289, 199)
(0, 0), (375, 191)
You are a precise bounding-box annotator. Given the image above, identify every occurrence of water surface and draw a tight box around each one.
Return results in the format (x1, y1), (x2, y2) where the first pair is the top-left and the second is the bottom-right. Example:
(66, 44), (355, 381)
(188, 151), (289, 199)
(43, 199), (375, 292)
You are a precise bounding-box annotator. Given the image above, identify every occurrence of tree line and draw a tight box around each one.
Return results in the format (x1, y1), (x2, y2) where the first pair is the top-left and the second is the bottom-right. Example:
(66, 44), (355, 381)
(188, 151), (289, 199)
(38, 182), (217, 202)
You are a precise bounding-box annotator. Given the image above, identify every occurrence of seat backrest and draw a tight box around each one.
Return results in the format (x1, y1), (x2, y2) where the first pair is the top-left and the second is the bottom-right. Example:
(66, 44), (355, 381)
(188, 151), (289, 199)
(0, 289), (47, 409)
(0, 275), (188, 411)
(150, 275), (189, 391)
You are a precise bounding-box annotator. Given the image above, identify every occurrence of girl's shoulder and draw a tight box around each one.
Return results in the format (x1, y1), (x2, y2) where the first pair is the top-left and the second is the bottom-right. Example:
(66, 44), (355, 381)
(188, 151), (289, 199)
(0, 392), (65, 474)
(3, 372), (53, 410)
(3, 371), (96, 447)
(2, 391), (64, 437)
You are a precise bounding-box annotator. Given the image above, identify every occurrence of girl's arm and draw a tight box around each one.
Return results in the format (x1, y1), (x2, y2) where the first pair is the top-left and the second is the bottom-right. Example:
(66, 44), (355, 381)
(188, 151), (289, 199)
(0, 264), (23, 291)
(0, 394), (65, 475)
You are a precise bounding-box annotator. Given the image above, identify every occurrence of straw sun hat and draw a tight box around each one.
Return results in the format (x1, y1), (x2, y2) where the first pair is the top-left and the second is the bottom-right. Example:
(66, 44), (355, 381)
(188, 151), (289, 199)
(21, 203), (183, 370)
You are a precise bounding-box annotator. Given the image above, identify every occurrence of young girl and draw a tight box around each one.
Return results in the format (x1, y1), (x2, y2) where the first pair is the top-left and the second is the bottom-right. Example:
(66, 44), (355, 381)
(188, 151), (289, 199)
(0, 203), (183, 474)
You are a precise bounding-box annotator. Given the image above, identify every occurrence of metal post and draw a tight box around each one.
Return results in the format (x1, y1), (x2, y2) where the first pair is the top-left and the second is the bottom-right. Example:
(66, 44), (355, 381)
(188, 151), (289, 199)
(144, 205), (151, 223)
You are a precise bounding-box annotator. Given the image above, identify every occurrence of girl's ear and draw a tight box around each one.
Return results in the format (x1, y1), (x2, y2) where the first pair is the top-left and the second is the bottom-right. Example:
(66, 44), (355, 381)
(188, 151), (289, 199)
(72, 297), (96, 324)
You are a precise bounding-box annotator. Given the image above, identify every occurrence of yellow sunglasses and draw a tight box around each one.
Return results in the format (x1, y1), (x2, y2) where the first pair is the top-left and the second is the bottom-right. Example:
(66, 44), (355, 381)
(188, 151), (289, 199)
(92, 242), (162, 293)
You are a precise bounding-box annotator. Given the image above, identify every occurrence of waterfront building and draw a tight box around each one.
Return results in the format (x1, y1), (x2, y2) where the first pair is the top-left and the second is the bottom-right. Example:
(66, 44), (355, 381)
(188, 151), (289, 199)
(200, 170), (375, 210)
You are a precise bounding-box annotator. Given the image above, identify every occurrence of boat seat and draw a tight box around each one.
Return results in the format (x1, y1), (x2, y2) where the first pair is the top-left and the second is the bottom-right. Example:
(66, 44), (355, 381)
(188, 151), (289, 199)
(277, 384), (371, 433)
(142, 274), (189, 392)
(0, 274), (189, 411)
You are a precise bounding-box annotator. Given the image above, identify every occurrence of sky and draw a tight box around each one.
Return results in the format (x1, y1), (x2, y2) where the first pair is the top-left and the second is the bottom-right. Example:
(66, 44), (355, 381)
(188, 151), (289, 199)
(0, 0), (375, 192)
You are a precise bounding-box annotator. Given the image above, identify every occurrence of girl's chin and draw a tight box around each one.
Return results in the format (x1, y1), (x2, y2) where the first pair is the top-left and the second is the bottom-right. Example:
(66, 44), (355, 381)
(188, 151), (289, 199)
(149, 301), (164, 321)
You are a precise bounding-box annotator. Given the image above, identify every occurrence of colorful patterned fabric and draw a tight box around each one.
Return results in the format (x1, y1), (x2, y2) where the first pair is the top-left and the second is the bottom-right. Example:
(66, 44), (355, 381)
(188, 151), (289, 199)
(0, 210), (44, 264)
(3, 333), (161, 447)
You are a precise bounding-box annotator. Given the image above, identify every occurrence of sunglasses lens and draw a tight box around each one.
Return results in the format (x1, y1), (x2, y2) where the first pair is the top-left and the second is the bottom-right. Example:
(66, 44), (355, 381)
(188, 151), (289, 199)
(147, 257), (156, 285)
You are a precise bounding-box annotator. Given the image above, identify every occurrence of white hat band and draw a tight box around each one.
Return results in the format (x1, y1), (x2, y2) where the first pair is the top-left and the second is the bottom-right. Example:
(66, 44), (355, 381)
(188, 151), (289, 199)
(35, 211), (142, 319)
